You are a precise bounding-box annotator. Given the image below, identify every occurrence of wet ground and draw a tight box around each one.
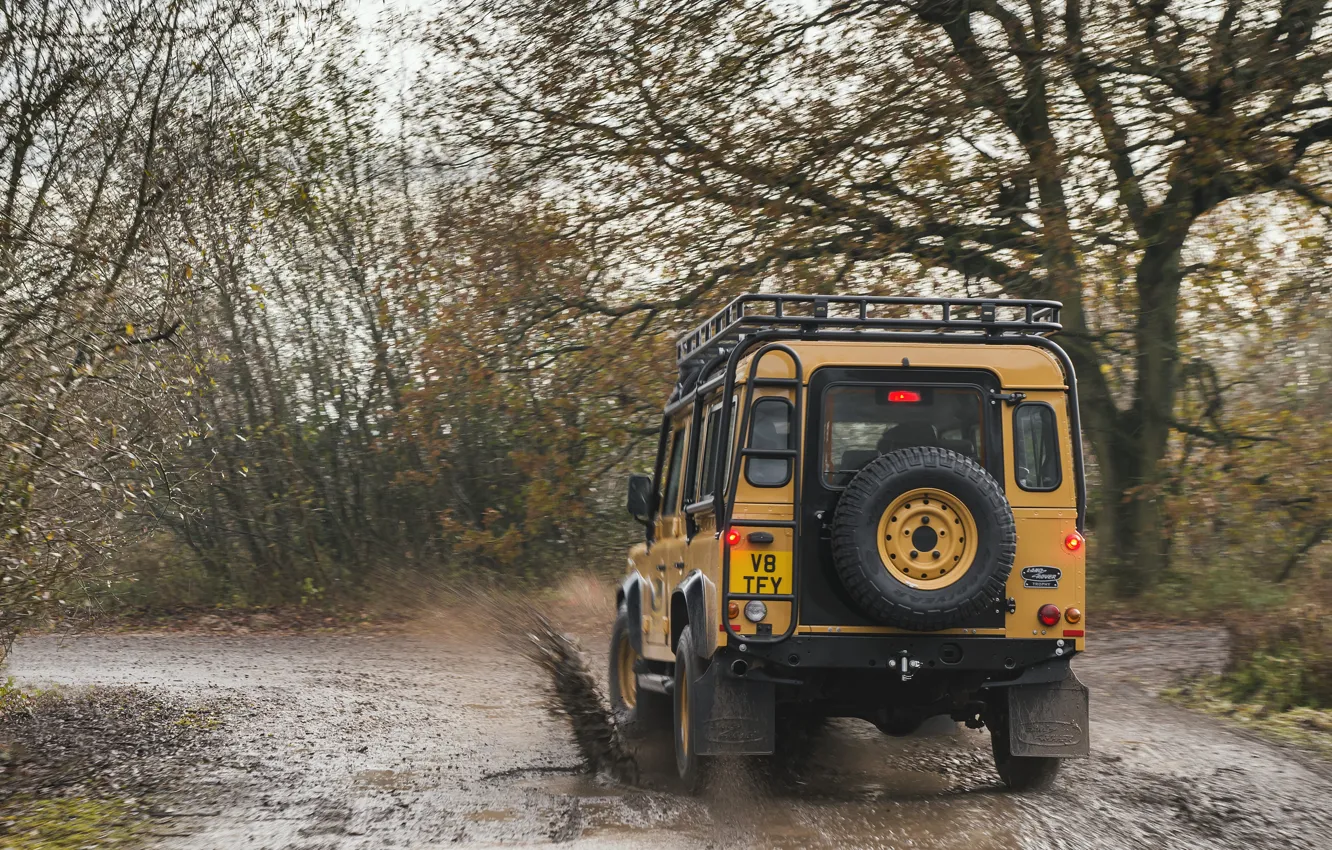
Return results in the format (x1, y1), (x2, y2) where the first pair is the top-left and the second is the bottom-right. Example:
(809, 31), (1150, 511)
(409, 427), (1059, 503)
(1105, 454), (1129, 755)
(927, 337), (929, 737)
(5, 620), (1331, 849)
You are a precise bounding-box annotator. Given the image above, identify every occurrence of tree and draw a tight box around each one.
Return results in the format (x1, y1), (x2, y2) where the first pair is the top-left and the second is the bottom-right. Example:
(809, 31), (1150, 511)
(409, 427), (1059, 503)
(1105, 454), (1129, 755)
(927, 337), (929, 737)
(0, 0), (294, 642)
(441, 0), (1332, 593)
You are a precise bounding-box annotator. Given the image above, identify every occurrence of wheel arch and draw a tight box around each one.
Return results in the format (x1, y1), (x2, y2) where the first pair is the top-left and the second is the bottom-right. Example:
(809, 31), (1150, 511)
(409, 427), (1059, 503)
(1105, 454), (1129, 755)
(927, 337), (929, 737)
(619, 572), (646, 655)
(672, 570), (714, 657)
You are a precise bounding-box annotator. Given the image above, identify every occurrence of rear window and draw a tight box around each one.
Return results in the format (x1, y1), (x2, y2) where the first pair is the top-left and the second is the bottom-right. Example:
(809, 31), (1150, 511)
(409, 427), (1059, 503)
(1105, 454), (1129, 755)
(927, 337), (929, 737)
(822, 385), (985, 486)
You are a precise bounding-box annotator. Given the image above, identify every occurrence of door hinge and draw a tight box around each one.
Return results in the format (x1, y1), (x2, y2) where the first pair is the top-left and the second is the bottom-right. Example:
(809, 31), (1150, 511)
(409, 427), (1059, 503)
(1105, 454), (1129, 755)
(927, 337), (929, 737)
(990, 390), (1027, 405)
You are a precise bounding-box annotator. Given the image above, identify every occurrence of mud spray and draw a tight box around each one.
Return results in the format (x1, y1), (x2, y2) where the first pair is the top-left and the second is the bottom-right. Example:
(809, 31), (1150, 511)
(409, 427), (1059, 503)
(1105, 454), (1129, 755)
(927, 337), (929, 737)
(521, 609), (638, 784)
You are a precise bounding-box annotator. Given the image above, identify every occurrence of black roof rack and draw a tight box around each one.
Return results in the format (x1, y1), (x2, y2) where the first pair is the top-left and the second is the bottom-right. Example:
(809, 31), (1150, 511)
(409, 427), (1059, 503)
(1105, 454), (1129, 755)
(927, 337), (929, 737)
(675, 293), (1062, 367)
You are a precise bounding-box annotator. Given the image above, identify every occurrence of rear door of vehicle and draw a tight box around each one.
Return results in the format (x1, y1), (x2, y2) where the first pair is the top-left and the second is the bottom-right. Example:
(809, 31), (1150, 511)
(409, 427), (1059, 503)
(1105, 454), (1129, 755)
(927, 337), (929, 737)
(799, 366), (1007, 629)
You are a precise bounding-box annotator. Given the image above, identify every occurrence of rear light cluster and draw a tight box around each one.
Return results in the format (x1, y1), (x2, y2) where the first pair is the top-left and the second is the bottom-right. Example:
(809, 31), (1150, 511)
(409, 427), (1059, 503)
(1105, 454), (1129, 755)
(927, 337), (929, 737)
(1064, 531), (1084, 552)
(1036, 604), (1084, 634)
(1037, 604), (1062, 627)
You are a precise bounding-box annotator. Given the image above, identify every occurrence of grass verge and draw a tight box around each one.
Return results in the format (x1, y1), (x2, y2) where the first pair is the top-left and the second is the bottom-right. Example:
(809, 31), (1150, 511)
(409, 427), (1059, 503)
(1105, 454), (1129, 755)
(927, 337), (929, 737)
(1163, 678), (1332, 761)
(0, 796), (143, 849)
(1, 681), (219, 849)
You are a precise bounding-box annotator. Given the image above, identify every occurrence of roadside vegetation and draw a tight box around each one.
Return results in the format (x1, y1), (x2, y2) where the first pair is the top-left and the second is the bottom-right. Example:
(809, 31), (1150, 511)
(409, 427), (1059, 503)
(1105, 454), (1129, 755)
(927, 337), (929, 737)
(0, 680), (218, 848)
(0, 0), (1329, 746)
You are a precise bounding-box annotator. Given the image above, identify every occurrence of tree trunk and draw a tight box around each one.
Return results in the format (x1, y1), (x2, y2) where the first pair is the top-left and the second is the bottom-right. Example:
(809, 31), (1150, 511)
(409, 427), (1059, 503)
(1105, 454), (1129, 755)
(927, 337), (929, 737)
(1077, 239), (1186, 596)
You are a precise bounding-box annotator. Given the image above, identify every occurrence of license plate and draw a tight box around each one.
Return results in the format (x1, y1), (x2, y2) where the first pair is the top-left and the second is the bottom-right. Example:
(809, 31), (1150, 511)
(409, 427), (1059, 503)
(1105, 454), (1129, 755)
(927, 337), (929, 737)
(729, 549), (793, 596)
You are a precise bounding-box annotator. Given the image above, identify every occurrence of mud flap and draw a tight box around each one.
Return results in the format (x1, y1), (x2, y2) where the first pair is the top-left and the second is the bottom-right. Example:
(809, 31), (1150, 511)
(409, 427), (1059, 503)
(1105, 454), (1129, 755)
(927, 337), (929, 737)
(1007, 669), (1090, 758)
(690, 656), (775, 756)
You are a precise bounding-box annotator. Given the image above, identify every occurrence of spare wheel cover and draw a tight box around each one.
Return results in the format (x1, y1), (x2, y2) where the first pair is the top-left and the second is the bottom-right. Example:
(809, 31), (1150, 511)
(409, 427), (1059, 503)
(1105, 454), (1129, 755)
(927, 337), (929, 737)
(830, 446), (1016, 631)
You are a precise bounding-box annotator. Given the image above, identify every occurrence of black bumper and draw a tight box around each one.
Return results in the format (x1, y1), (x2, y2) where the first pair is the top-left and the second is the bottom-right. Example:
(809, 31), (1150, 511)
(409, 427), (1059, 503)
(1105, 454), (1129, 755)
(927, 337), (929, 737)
(733, 633), (1075, 675)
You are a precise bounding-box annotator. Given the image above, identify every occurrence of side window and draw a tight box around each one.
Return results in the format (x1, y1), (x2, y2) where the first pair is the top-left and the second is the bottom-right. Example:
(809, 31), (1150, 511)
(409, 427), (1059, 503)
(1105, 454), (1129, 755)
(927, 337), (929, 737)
(720, 399), (737, 497)
(662, 428), (688, 516)
(746, 398), (793, 487)
(1013, 403), (1060, 491)
(696, 406), (722, 503)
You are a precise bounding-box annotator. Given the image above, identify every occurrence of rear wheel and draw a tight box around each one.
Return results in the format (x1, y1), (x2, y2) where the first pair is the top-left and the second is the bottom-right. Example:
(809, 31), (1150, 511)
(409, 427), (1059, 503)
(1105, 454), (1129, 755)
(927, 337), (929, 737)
(988, 705), (1062, 791)
(673, 629), (711, 792)
(608, 605), (669, 739)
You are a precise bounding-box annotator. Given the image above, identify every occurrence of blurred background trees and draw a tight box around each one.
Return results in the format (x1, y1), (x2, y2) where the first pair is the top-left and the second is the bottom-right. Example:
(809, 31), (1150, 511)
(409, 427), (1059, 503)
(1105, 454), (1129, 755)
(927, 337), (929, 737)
(0, 0), (296, 643)
(441, 0), (1332, 596)
(0, 0), (1329, 696)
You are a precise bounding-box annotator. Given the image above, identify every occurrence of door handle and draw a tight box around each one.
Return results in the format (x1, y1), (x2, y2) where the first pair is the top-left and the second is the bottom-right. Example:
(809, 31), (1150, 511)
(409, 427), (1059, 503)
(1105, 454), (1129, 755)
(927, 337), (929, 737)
(674, 561), (686, 571)
(656, 563), (666, 571)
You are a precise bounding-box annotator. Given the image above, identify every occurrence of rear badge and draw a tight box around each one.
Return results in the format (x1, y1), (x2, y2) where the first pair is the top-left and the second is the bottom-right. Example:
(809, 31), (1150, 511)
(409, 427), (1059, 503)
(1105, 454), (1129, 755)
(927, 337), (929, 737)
(1021, 566), (1062, 589)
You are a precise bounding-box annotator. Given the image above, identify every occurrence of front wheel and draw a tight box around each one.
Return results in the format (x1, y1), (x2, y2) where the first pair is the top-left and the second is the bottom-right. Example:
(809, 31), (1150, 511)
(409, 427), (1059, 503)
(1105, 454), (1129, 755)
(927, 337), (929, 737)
(608, 605), (669, 739)
(673, 629), (711, 792)
(989, 707), (1062, 791)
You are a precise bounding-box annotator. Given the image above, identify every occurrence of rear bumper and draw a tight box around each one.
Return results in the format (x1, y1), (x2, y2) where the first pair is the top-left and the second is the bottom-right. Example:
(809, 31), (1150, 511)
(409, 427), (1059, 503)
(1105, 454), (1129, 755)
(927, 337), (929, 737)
(687, 633), (1084, 758)
(734, 633), (1074, 676)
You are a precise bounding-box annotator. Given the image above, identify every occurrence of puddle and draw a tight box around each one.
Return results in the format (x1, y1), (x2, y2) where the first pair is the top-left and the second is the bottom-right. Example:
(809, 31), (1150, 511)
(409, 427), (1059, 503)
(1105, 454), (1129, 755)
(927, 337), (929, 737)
(519, 772), (627, 797)
(354, 769), (417, 790)
(786, 769), (956, 799)
(466, 809), (516, 822)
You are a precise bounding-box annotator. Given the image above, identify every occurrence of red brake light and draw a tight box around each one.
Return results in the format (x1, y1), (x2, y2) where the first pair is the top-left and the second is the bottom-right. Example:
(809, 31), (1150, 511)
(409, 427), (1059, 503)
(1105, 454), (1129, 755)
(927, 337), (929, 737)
(1038, 604), (1062, 627)
(1064, 531), (1084, 552)
(887, 390), (922, 403)
(725, 528), (741, 546)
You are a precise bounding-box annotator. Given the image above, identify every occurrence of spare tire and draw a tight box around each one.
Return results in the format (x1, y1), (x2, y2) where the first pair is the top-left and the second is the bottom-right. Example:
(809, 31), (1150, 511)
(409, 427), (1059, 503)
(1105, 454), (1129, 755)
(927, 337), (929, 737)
(830, 446), (1015, 631)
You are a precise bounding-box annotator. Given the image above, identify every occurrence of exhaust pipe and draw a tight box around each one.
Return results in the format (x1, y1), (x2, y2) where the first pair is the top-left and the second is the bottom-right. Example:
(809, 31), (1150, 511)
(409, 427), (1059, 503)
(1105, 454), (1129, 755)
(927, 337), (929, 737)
(731, 659), (749, 677)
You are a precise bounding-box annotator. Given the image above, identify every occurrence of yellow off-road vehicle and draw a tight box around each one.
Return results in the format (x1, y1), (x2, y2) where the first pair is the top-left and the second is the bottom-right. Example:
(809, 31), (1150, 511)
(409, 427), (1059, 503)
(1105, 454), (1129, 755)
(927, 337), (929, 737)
(610, 294), (1089, 791)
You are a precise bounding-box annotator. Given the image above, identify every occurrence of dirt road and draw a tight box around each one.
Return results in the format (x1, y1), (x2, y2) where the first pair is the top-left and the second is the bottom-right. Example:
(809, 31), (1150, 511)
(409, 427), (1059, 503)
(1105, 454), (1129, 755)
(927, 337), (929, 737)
(7, 621), (1330, 850)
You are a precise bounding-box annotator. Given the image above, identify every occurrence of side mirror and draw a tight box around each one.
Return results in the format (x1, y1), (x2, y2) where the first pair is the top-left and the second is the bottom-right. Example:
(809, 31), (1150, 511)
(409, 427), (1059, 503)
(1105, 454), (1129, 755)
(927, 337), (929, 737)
(626, 473), (653, 522)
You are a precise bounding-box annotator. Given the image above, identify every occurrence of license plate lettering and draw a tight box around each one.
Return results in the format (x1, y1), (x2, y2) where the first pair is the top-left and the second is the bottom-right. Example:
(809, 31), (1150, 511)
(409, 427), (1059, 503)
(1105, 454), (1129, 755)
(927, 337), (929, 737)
(728, 549), (792, 595)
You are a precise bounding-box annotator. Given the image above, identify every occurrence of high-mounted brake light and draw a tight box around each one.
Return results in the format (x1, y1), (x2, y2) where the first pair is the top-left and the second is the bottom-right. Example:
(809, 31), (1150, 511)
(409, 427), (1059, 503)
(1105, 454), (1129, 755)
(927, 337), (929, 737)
(725, 528), (742, 546)
(887, 390), (922, 403)
(1064, 531), (1085, 553)
(1038, 604), (1062, 627)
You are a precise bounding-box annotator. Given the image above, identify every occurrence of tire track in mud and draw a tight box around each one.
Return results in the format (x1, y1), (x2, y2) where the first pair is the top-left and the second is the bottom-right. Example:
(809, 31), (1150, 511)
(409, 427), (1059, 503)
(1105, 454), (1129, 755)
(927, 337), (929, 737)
(3, 625), (1329, 849)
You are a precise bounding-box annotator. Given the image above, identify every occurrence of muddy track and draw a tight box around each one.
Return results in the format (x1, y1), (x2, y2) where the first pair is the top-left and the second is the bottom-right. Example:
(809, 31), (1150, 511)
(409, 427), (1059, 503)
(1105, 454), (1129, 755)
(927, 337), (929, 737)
(6, 625), (1329, 849)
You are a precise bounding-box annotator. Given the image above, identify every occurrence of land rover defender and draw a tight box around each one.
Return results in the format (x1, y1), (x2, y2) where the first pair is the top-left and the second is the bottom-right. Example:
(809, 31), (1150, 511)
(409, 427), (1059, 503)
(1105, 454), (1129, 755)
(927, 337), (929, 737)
(611, 294), (1089, 791)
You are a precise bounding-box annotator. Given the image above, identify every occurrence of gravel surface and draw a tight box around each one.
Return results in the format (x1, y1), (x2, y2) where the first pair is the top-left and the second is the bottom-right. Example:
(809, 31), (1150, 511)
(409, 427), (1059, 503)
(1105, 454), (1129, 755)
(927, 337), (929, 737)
(4, 622), (1330, 849)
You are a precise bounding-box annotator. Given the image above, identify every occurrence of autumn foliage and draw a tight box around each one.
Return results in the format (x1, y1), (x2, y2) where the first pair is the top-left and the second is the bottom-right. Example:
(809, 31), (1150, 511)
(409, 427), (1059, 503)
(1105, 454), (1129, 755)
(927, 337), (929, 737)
(0, 0), (1329, 685)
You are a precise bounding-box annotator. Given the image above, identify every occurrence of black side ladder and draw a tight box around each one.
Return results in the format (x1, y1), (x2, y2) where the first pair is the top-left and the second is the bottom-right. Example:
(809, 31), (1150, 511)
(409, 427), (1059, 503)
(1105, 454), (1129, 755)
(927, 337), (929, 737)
(720, 342), (804, 645)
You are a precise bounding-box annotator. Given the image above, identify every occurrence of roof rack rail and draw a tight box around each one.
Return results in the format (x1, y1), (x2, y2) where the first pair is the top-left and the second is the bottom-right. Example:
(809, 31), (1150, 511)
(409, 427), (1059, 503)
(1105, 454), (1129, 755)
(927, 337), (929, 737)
(675, 293), (1062, 366)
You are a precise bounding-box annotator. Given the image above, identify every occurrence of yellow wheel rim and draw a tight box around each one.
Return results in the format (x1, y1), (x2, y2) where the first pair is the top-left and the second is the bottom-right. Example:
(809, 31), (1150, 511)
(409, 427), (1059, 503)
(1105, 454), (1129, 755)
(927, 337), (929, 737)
(679, 666), (689, 752)
(617, 634), (637, 709)
(876, 487), (979, 589)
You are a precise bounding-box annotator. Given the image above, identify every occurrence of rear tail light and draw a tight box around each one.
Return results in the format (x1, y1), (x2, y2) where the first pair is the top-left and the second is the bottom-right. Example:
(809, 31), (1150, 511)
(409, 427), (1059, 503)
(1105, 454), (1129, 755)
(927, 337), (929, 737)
(1064, 531), (1085, 552)
(1037, 604), (1062, 627)
(1064, 607), (1082, 624)
(725, 528), (741, 546)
